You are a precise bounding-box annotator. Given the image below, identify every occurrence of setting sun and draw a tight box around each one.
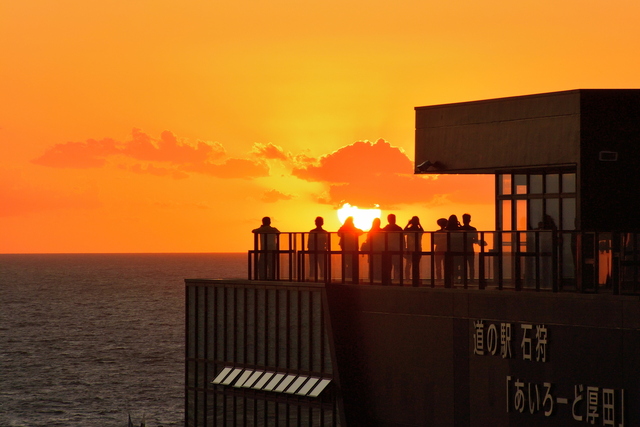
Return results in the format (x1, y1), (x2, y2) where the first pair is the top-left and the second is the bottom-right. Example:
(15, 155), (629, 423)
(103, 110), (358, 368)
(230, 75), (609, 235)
(336, 203), (381, 231)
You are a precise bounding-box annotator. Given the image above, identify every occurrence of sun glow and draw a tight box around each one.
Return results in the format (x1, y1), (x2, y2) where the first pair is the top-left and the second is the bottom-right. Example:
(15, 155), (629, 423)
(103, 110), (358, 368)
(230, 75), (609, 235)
(336, 203), (382, 231)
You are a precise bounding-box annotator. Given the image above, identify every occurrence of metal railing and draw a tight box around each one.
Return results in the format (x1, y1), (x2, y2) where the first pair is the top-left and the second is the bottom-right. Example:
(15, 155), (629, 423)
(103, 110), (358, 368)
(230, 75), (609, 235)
(248, 231), (640, 295)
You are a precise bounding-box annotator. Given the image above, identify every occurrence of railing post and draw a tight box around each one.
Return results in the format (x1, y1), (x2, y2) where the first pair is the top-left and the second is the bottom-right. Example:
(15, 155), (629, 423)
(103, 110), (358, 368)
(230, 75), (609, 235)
(611, 232), (621, 295)
(462, 232), (468, 289)
(430, 232), (436, 288)
(299, 233), (305, 282)
(478, 231), (486, 290)
(444, 231), (452, 289)
(514, 231), (522, 291)
(326, 233), (332, 284)
(534, 230), (541, 291)
(496, 232), (503, 291)
(274, 233), (280, 281)
(288, 233), (294, 281)
(551, 230), (559, 292)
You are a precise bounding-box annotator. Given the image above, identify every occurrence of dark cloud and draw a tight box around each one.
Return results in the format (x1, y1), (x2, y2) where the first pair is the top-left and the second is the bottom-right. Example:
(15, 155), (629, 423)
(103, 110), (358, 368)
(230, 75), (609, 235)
(293, 139), (411, 184)
(293, 139), (493, 207)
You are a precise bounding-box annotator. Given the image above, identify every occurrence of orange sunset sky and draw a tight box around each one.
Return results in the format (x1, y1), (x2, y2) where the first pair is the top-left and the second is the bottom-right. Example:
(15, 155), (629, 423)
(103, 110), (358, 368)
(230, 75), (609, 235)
(2, 1), (640, 253)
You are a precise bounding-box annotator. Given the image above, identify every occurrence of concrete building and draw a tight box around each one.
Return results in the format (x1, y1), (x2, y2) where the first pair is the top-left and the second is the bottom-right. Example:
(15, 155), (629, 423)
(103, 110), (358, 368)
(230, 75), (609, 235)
(187, 90), (640, 426)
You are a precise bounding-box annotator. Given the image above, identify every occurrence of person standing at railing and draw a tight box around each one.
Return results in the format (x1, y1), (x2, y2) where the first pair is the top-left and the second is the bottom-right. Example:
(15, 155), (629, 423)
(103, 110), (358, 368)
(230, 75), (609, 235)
(362, 218), (384, 282)
(252, 216), (280, 280)
(434, 218), (448, 280)
(445, 214), (464, 286)
(460, 213), (479, 282)
(382, 214), (404, 283)
(308, 216), (329, 280)
(404, 216), (424, 281)
(338, 216), (363, 283)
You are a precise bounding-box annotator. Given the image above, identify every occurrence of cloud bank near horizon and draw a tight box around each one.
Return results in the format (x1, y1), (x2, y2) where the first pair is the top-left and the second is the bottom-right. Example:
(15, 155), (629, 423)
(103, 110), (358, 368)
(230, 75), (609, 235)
(22, 132), (493, 217)
(32, 129), (270, 180)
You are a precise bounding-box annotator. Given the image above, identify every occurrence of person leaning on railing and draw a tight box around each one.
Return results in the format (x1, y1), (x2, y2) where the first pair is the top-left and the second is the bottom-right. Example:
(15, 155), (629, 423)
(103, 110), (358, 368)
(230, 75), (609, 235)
(445, 214), (464, 285)
(460, 213), (479, 281)
(382, 214), (404, 282)
(362, 218), (384, 282)
(252, 216), (280, 280)
(434, 218), (448, 280)
(338, 216), (363, 282)
(307, 216), (329, 280)
(404, 216), (424, 280)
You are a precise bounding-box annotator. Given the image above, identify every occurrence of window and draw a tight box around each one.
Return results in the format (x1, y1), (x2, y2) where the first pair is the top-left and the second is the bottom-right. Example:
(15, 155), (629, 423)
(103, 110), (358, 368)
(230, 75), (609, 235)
(496, 170), (576, 232)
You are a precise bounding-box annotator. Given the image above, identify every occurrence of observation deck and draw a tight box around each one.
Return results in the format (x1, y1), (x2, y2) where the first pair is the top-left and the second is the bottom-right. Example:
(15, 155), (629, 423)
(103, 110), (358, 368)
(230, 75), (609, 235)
(187, 90), (640, 426)
(248, 230), (640, 295)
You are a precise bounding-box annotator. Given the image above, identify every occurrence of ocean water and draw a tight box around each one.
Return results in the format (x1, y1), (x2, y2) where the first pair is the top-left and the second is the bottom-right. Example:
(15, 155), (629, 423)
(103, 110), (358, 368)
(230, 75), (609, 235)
(0, 253), (247, 427)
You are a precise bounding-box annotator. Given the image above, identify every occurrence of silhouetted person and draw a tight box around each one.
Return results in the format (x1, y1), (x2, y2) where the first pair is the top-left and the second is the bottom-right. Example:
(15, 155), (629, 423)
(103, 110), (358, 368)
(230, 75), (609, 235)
(382, 214), (403, 283)
(434, 218), (448, 280)
(252, 216), (280, 280)
(308, 216), (329, 280)
(460, 213), (478, 281)
(404, 216), (424, 282)
(337, 216), (363, 283)
(362, 218), (384, 282)
(445, 214), (463, 286)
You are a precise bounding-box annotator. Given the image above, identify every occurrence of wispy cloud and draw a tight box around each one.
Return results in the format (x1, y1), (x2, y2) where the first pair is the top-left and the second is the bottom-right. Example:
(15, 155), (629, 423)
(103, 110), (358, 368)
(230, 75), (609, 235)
(251, 142), (288, 161)
(129, 163), (190, 179)
(181, 158), (269, 179)
(122, 129), (226, 164)
(261, 189), (294, 203)
(31, 138), (119, 168)
(32, 129), (268, 180)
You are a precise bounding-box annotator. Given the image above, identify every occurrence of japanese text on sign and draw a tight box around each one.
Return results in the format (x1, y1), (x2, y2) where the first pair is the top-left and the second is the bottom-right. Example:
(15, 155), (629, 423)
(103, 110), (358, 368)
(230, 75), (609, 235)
(473, 320), (548, 362)
(506, 376), (625, 426)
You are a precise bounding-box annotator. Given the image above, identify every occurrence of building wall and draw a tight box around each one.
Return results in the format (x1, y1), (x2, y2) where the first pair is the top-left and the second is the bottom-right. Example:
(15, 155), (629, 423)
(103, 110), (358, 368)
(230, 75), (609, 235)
(326, 284), (640, 427)
(185, 279), (342, 426)
(415, 89), (640, 231)
(414, 91), (581, 174)
(187, 279), (640, 426)
(579, 90), (640, 231)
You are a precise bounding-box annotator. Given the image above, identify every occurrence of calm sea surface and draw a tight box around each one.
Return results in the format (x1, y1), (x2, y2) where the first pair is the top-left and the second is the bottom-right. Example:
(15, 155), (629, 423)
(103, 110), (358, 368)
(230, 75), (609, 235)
(0, 253), (247, 427)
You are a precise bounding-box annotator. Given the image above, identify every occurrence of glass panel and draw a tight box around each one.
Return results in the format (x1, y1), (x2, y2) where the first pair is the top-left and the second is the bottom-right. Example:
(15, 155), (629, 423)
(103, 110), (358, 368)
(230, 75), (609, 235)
(598, 233), (613, 286)
(515, 174), (527, 195)
(500, 174), (512, 195)
(545, 199), (560, 230)
(562, 198), (576, 230)
(562, 173), (576, 193)
(522, 230), (537, 290)
(516, 200), (528, 231)
(501, 232), (513, 284)
(501, 200), (512, 231)
(530, 199), (543, 230)
(561, 235), (576, 280)
(546, 174), (559, 194)
(530, 175), (543, 194)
